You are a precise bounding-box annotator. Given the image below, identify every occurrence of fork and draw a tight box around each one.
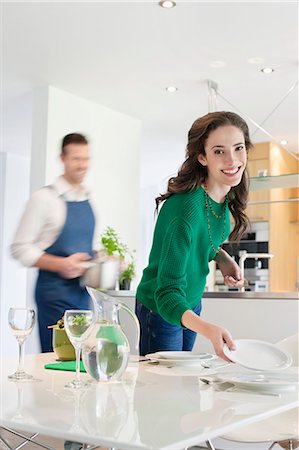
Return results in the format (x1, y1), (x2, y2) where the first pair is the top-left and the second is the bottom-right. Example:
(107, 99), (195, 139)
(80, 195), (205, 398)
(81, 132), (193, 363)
(199, 378), (281, 397)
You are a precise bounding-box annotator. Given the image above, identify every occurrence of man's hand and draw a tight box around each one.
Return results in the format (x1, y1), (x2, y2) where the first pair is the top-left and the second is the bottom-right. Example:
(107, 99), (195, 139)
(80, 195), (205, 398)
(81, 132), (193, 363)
(59, 253), (91, 279)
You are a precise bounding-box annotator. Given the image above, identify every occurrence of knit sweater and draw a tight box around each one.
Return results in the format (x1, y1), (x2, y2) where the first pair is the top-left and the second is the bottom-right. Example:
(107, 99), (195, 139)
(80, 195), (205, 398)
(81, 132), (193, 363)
(136, 186), (230, 327)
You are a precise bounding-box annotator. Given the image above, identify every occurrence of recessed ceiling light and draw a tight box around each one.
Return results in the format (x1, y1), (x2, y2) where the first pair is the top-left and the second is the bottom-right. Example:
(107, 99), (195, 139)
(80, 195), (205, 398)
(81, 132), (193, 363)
(166, 86), (178, 93)
(280, 139), (288, 146)
(210, 60), (226, 68)
(248, 57), (264, 64)
(159, 1), (176, 8)
(261, 67), (274, 74)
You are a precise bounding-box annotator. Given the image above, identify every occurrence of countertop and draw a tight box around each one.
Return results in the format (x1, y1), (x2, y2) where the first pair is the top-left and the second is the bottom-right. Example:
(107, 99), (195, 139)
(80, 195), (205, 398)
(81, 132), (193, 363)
(105, 290), (299, 300)
(203, 291), (299, 299)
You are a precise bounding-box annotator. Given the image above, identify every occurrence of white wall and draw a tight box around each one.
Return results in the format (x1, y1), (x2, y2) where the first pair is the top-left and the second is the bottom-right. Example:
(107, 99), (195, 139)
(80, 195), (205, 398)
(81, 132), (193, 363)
(138, 135), (186, 270)
(0, 153), (31, 357)
(1, 90), (33, 357)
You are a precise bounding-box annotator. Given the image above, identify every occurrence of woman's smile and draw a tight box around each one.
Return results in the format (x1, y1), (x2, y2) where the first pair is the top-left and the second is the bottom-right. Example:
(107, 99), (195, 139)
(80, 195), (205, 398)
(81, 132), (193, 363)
(221, 165), (242, 176)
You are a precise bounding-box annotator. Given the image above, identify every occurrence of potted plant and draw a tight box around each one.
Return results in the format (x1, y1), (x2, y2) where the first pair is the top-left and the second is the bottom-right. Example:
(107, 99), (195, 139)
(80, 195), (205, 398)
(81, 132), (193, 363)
(101, 226), (128, 259)
(49, 317), (75, 361)
(83, 227), (136, 290)
(82, 226), (126, 290)
(119, 257), (136, 290)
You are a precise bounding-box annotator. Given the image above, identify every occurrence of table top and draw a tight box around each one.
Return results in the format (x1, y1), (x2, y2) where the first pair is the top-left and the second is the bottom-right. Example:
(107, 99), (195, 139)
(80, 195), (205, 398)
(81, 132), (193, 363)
(0, 353), (298, 450)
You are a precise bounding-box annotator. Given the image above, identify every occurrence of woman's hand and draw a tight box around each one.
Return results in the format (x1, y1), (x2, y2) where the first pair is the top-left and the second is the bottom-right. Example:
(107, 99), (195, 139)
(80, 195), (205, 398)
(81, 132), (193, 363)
(181, 310), (235, 362)
(200, 321), (236, 362)
(215, 248), (245, 288)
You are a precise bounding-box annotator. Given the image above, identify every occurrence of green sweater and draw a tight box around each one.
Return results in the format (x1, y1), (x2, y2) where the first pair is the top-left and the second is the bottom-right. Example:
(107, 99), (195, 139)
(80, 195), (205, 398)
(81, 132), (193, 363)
(136, 186), (230, 326)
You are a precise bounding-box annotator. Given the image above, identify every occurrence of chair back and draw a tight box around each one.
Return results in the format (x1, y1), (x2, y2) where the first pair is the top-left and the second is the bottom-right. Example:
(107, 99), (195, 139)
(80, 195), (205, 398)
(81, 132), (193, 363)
(276, 333), (299, 366)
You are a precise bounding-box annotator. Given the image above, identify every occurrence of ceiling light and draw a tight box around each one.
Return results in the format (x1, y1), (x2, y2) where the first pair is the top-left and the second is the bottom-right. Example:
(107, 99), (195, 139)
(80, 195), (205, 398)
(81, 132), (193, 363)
(166, 86), (178, 93)
(248, 57), (264, 64)
(159, 1), (176, 8)
(261, 67), (274, 74)
(210, 60), (226, 68)
(280, 139), (288, 146)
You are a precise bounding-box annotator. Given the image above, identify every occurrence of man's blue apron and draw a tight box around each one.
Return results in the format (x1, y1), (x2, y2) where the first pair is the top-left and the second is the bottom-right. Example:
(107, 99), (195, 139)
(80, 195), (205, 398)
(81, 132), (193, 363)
(35, 197), (95, 352)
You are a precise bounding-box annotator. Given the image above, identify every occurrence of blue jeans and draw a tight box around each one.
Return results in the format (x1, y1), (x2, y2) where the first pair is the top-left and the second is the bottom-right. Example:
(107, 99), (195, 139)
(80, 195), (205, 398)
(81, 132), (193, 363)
(135, 301), (202, 356)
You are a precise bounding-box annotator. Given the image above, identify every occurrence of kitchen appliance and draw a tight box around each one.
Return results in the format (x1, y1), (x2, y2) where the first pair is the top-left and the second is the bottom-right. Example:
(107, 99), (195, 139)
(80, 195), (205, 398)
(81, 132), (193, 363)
(215, 224), (270, 292)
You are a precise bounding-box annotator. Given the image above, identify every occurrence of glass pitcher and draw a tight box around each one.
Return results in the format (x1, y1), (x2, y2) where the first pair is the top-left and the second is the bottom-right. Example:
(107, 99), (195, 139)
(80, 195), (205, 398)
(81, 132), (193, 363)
(82, 287), (140, 382)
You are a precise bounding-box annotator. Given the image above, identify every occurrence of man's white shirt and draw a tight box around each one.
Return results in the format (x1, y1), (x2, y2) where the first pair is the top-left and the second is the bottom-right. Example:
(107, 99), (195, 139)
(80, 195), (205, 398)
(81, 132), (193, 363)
(11, 176), (99, 267)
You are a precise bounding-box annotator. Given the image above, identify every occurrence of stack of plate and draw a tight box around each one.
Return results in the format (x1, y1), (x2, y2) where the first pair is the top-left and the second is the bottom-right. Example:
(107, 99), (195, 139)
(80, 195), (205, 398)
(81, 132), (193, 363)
(145, 351), (216, 366)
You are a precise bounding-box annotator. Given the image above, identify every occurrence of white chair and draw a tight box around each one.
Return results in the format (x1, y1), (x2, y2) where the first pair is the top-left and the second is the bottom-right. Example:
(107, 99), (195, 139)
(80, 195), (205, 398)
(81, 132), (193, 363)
(216, 333), (299, 450)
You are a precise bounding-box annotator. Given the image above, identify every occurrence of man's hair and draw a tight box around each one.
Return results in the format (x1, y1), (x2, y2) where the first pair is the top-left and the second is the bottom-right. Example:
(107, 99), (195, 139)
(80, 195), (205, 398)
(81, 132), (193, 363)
(61, 133), (88, 154)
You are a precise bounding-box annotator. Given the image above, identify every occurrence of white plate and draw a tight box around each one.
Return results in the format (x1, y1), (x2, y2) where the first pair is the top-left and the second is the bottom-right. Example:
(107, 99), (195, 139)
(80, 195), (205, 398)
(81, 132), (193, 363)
(155, 351), (213, 360)
(223, 339), (292, 371)
(216, 371), (299, 392)
(145, 352), (215, 366)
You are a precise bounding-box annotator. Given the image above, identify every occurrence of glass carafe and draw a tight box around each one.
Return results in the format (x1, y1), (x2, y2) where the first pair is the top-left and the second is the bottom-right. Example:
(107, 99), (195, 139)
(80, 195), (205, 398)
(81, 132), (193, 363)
(82, 287), (140, 382)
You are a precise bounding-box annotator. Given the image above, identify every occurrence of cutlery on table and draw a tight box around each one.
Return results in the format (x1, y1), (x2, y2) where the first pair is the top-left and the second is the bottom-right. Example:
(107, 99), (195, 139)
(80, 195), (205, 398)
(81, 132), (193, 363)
(199, 378), (281, 397)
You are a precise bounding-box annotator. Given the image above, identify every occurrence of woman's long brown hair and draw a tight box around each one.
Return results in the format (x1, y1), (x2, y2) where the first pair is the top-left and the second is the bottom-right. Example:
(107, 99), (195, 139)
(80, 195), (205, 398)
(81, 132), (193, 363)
(155, 111), (254, 242)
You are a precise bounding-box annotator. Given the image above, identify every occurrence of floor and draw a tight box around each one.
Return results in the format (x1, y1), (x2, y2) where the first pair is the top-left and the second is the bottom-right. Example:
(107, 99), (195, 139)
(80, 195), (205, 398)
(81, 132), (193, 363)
(0, 429), (106, 450)
(0, 428), (294, 450)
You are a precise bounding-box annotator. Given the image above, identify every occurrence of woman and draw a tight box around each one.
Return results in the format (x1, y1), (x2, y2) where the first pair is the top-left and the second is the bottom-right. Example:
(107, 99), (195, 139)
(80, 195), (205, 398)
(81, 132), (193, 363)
(136, 111), (253, 360)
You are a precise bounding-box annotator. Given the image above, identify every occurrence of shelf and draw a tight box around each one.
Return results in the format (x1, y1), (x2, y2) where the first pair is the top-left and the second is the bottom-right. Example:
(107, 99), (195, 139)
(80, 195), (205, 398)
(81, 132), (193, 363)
(250, 173), (299, 191)
(248, 198), (299, 205)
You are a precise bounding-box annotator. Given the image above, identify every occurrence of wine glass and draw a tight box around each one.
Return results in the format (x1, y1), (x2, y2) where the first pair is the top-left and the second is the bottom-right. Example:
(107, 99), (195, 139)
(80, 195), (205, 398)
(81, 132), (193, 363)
(64, 310), (94, 389)
(8, 307), (35, 381)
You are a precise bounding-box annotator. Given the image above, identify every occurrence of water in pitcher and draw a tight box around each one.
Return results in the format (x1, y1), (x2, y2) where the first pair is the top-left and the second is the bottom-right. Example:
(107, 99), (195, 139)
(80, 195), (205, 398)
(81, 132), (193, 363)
(82, 287), (140, 382)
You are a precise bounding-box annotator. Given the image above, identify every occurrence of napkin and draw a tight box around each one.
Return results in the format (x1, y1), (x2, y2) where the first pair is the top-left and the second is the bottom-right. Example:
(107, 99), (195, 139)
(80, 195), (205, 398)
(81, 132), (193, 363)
(44, 361), (86, 372)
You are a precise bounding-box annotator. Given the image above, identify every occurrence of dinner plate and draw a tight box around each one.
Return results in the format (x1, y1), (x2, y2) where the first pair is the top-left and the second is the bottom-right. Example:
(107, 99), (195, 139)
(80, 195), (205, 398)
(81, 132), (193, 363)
(145, 352), (215, 366)
(216, 371), (299, 392)
(223, 339), (293, 371)
(155, 351), (213, 360)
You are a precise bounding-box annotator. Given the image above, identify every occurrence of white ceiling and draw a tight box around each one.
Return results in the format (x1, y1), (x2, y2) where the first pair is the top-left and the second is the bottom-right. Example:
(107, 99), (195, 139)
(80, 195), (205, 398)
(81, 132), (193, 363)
(3, 1), (298, 159)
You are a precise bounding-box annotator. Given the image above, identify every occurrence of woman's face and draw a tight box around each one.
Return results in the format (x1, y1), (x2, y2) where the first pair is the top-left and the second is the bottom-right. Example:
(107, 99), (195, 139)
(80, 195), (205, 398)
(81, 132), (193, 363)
(197, 125), (247, 189)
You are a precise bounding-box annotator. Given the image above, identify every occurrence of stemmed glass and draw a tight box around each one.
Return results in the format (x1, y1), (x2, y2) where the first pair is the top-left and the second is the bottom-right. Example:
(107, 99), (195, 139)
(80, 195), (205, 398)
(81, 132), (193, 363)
(8, 307), (35, 380)
(64, 310), (94, 389)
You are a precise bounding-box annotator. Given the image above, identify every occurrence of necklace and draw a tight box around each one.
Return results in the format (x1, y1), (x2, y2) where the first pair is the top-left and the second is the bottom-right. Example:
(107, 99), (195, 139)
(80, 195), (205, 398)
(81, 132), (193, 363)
(203, 188), (228, 255)
(203, 184), (227, 219)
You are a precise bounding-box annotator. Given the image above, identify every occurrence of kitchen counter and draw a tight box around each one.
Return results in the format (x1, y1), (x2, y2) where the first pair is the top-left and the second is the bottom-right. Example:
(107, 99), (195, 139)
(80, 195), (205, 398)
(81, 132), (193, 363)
(106, 290), (299, 300)
(203, 291), (299, 299)
(104, 290), (298, 355)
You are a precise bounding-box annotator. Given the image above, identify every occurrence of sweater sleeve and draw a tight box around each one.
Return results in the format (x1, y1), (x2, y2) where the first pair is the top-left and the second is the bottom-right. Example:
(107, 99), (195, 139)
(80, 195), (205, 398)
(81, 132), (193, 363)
(154, 218), (193, 326)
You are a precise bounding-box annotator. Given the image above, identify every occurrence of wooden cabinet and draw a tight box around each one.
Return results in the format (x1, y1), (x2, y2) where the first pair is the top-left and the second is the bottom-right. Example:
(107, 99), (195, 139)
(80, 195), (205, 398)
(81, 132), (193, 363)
(245, 142), (299, 292)
(268, 144), (299, 291)
(247, 157), (270, 222)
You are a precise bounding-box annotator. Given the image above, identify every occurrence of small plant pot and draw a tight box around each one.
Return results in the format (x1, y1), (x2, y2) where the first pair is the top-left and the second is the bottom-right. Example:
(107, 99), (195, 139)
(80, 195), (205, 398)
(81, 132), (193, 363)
(119, 280), (131, 290)
(52, 327), (75, 361)
(81, 260), (118, 290)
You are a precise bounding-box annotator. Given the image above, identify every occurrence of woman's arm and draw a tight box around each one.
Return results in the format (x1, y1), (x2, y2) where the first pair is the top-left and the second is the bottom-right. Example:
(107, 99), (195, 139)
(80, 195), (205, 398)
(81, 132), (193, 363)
(215, 248), (244, 288)
(181, 309), (235, 361)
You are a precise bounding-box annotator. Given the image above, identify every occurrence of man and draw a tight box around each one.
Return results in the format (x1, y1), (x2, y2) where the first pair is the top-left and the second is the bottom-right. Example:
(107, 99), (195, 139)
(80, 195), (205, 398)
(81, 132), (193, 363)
(11, 133), (97, 352)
